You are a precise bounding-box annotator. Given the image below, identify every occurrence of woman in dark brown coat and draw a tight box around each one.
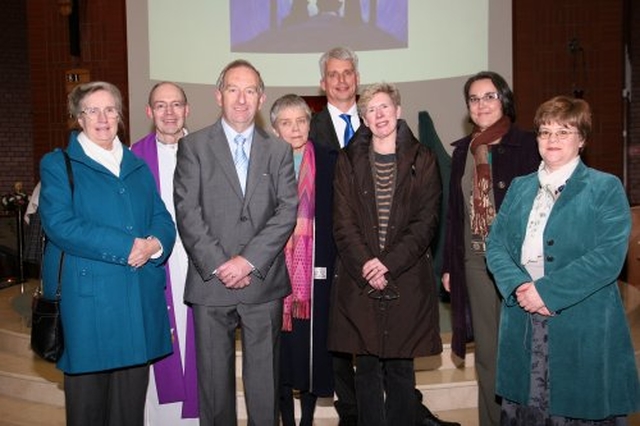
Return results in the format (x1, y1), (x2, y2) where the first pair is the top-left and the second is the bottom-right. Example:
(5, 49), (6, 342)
(328, 82), (442, 426)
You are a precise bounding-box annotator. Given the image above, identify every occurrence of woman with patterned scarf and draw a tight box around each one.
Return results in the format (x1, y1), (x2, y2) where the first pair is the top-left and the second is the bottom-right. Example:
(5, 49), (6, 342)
(441, 71), (540, 426)
(270, 94), (338, 426)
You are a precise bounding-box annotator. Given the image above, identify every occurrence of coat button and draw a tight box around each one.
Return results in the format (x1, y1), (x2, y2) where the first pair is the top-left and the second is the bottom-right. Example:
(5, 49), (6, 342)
(240, 216), (248, 222)
(547, 239), (554, 246)
(497, 181), (506, 189)
(546, 255), (554, 262)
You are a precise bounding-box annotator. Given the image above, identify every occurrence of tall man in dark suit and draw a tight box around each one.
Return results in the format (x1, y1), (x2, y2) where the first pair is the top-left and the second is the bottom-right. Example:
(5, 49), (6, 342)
(309, 46), (361, 151)
(174, 59), (298, 425)
(308, 46), (361, 426)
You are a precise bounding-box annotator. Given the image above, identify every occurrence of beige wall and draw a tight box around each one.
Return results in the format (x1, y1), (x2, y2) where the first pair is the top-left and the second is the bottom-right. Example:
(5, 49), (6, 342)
(126, 1), (512, 149)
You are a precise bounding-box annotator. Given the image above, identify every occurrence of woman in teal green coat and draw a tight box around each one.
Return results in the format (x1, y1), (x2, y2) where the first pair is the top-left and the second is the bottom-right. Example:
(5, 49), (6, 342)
(486, 96), (639, 424)
(39, 81), (176, 426)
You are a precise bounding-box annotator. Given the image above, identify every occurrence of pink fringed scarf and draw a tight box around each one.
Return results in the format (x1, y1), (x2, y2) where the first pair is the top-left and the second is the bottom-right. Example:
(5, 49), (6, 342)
(283, 142), (316, 332)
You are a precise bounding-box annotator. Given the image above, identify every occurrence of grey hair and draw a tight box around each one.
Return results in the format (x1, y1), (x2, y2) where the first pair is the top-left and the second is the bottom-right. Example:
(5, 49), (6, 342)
(215, 59), (265, 94)
(68, 81), (123, 120)
(319, 46), (359, 79)
(269, 94), (312, 126)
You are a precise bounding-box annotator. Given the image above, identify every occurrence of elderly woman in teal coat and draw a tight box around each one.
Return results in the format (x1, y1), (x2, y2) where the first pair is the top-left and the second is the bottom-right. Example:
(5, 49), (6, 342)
(39, 81), (176, 426)
(486, 96), (639, 424)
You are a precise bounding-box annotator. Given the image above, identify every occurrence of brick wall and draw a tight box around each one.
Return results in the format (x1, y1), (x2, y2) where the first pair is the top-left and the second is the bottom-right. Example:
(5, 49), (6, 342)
(26, 0), (129, 183)
(2, 0), (638, 203)
(0, 0), (34, 195)
(513, 0), (625, 181)
(628, 0), (640, 205)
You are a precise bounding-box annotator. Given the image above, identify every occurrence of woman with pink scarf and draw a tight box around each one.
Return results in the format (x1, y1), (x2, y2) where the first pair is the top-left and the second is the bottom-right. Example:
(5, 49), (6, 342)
(270, 94), (338, 426)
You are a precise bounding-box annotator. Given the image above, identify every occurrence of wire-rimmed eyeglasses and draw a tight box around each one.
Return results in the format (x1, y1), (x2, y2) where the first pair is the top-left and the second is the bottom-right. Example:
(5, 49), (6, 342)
(81, 106), (119, 120)
(467, 92), (500, 105)
(152, 101), (186, 114)
(537, 129), (579, 140)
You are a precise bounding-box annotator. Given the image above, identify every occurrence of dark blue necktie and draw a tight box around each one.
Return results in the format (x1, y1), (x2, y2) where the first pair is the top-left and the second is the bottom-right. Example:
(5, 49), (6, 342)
(339, 113), (355, 146)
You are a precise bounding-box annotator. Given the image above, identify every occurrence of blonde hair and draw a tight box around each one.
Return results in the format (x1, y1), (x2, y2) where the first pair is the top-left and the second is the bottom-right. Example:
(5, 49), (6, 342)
(357, 82), (401, 117)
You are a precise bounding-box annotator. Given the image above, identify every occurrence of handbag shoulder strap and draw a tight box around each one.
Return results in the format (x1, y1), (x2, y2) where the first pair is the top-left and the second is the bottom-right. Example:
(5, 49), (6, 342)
(40, 149), (74, 300)
(55, 150), (74, 297)
(62, 150), (74, 195)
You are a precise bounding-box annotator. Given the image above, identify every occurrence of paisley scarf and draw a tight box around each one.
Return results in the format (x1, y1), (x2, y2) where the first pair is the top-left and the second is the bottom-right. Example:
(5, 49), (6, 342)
(283, 142), (316, 332)
(469, 115), (510, 240)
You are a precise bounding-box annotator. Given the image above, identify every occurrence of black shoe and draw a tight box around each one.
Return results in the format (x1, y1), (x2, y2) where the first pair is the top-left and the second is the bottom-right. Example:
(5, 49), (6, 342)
(415, 389), (461, 426)
(338, 417), (358, 426)
(335, 400), (358, 426)
(417, 407), (461, 426)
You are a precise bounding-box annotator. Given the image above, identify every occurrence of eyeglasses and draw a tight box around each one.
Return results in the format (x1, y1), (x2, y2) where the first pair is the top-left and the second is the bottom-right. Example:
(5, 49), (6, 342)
(537, 129), (579, 140)
(152, 101), (186, 114)
(467, 92), (500, 105)
(81, 106), (119, 120)
(367, 284), (400, 301)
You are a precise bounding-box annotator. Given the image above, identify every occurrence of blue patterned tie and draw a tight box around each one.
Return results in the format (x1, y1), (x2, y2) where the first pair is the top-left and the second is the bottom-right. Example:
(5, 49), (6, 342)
(233, 134), (248, 194)
(339, 113), (355, 146)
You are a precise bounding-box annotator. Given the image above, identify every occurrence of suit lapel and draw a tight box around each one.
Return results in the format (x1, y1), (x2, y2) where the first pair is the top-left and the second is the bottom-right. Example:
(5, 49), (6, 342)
(545, 161), (588, 223)
(551, 161), (587, 206)
(509, 175), (539, 247)
(244, 128), (268, 203)
(208, 122), (245, 199)
(318, 107), (341, 149)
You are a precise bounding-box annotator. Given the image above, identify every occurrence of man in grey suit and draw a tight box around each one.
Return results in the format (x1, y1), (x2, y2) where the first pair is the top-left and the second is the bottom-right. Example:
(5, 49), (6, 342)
(174, 59), (298, 425)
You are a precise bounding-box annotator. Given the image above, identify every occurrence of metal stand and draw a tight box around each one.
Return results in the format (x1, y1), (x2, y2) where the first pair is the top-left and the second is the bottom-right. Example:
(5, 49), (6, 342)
(0, 207), (26, 293)
(16, 207), (25, 293)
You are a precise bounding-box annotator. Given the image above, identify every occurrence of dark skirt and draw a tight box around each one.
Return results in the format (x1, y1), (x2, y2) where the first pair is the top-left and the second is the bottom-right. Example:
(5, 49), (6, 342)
(501, 314), (625, 426)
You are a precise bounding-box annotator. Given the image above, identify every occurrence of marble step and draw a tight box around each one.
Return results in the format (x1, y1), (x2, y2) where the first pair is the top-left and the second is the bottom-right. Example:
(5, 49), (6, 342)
(0, 326), (479, 423)
(0, 282), (480, 422)
(0, 394), (65, 426)
(0, 350), (64, 408)
(0, 393), (478, 426)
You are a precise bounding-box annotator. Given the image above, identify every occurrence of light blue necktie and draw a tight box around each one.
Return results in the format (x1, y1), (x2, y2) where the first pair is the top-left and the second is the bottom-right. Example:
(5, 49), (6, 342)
(339, 113), (355, 146)
(233, 134), (248, 194)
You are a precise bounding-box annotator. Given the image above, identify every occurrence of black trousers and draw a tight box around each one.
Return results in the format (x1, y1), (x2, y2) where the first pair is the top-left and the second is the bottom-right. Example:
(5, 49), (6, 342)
(333, 351), (358, 420)
(280, 384), (318, 426)
(355, 355), (415, 426)
(64, 364), (149, 426)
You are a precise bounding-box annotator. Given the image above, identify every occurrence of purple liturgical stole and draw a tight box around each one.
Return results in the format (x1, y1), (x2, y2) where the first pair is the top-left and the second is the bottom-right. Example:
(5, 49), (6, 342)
(131, 133), (199, 418)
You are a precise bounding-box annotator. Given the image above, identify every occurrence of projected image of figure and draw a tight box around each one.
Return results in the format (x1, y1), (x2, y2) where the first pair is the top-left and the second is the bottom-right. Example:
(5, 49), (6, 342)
(230, 0), (407, 53)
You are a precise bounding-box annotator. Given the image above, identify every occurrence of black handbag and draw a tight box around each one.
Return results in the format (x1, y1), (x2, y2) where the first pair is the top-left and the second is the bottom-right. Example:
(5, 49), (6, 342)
(30, 150), (73, 362)
(31, 283), (63, 362)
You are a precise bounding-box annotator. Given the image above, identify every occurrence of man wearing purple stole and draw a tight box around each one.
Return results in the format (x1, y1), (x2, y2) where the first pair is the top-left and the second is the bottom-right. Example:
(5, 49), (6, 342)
(132, 82), (199, 425)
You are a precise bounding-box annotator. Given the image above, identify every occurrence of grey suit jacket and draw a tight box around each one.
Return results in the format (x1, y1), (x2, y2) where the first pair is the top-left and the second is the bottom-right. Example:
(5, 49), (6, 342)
(174, 119), (298, 306)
